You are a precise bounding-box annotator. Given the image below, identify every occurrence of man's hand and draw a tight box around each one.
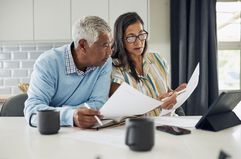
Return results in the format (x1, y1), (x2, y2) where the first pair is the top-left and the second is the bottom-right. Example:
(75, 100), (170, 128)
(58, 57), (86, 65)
(73, 107), (101, 129)
(158, 92), (177, 110)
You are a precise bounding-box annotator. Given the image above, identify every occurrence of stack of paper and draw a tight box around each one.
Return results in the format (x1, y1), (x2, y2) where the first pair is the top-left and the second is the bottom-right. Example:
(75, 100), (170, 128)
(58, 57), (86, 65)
(100, 63), (200, 118)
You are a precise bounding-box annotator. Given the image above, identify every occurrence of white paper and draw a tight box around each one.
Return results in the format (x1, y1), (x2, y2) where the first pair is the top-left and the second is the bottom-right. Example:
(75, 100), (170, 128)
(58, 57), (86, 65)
(233, 101), (241, 120)
(101, 63), (199, 118)
(62, 129), (126, 149)
(154, 116), (201, 128)
(62, 117), (201, 148)
(100, 82), (162, 118)
(160, 63), (200, 116)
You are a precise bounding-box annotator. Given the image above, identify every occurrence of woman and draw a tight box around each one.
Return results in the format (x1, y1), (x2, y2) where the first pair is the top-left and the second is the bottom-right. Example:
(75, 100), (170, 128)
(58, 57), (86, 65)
(110, 12), (186, 116)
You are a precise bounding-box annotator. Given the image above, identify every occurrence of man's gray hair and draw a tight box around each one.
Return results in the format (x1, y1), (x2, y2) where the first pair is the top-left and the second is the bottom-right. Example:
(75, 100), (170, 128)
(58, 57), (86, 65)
(72, 16), (111, 48)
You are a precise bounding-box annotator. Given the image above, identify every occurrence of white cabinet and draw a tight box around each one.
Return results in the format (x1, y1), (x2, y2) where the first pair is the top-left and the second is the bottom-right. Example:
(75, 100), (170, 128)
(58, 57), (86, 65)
(34, 0), (71, 40)
(71, 0), (108, 24)
(0, 0), (149, 41)
(109, 0), (149, 31)
(0, 0), (33, 41)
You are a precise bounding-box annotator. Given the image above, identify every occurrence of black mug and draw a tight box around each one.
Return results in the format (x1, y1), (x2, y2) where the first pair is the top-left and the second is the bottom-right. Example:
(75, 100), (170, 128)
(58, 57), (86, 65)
(29, 109), (60, 135)
(125, 118), (154, 151)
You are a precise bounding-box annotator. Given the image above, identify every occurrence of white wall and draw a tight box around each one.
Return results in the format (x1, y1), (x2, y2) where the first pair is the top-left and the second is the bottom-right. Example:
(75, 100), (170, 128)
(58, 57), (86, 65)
(0, 0), (171, 96)
(0, 42), (68, 95)
(149, 0), (170, 65)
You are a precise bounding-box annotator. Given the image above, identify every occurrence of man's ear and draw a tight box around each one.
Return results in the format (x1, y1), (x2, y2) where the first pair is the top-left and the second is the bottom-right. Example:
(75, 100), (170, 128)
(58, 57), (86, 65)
(78, 39), (88, 53)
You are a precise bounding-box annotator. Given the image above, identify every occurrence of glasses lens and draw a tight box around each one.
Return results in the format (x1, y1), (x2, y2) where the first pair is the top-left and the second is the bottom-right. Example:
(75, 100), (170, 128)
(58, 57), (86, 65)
(126, 36), (136, 43)
(138, 33), (148, 40)
(125, 31), (148, 43)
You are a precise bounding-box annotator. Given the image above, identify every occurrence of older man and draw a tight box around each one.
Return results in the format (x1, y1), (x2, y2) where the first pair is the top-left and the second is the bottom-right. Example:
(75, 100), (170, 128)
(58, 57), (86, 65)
(24, 16), (112, 128)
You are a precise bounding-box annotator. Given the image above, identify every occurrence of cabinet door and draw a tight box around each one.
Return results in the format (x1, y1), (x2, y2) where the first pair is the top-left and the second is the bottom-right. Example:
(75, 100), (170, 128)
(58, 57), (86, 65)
(34, 0), (71, 40)
(71, 0), (109, 27)
(0, 0), (33, 41)
(109, 0), (149, 31)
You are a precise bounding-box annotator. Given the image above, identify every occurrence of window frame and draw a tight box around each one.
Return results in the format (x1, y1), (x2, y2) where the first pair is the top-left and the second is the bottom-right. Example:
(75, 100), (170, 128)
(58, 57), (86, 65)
(217, 0), (241, 91)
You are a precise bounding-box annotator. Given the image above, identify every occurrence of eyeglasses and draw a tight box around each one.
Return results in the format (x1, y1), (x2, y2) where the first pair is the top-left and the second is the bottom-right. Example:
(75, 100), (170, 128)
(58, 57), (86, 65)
(125, 31), (148, 43)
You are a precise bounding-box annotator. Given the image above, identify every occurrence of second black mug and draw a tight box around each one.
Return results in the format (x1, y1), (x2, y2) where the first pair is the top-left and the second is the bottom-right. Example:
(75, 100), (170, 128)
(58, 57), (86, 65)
(125, 118), (154, 151)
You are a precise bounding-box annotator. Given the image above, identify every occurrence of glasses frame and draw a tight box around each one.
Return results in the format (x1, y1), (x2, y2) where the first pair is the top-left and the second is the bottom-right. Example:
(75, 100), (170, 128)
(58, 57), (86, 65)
(125, 30), (148, 43)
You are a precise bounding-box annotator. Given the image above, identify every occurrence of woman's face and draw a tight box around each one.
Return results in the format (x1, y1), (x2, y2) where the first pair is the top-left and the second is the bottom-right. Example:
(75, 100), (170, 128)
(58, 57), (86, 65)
(123, 21), (147, 57)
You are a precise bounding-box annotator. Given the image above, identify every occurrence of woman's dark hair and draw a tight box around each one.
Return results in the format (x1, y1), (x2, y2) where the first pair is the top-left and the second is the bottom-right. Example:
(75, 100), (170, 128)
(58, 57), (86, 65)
(112, 12), (148, 82)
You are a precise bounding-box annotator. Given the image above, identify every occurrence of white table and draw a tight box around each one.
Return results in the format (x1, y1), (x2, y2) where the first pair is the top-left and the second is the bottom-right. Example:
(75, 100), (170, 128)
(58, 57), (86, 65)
(0, 117), (240, 159)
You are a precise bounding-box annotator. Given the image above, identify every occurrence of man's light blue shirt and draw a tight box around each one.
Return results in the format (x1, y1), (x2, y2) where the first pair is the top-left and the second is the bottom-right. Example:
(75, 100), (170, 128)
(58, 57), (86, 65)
(24, 43), (112, 126)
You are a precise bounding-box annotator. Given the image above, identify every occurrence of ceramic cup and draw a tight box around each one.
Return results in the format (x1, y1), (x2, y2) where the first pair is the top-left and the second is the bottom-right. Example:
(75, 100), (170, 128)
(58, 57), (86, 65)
(29, 109), (60, 135)
(125, 118), (154, 151)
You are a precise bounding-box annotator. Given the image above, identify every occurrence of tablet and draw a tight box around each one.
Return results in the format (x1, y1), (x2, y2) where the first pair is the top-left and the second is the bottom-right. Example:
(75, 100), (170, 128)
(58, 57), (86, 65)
(195, 90), (241, 131)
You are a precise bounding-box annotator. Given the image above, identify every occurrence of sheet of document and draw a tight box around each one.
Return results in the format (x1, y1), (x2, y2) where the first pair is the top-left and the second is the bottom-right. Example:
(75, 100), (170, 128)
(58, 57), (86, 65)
(100, 82), (162, 118)
(160, 63), (200, 116)
(154, 116), (201, 128)
(62, 128), (126, 149)
(62, 117), (201, 148)
(233, 101), (241, 120)
(100, 63), (199, 118)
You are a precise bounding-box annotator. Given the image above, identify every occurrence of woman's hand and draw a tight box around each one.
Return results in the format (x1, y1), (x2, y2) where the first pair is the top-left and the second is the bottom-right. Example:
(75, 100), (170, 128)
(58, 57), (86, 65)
(174, 83), (187, 92)
(158, 92), (177, 110)
(158, 83), (187, 110)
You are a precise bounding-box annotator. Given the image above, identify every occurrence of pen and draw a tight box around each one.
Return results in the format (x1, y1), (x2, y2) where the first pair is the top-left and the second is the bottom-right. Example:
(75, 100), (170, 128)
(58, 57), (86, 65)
(84, 103), (103, 126)
(176, 88), (186, 95)
(161, 88), (186, 102)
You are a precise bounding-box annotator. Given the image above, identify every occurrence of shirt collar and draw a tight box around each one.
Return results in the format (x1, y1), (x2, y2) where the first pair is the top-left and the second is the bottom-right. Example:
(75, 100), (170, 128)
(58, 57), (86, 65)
(65, 42), (96, 75)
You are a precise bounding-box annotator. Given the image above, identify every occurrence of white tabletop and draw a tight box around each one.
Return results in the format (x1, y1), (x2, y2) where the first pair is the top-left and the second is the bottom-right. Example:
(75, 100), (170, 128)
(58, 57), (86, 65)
(0, 117), (240, 159)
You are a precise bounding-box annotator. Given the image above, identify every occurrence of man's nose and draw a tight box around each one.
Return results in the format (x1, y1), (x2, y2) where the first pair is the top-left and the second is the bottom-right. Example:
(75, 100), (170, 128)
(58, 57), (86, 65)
(106, 46), (112, 56)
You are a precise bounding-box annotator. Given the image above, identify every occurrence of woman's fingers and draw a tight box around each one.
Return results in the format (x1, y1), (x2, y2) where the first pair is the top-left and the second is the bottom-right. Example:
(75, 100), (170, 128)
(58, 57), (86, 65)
(175, 83), (187, 92)
(160, 92), (177, 109)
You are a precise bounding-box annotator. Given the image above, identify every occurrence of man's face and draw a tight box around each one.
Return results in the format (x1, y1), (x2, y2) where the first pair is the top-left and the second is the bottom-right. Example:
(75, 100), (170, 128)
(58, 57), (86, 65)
(85, 33), (112, 67)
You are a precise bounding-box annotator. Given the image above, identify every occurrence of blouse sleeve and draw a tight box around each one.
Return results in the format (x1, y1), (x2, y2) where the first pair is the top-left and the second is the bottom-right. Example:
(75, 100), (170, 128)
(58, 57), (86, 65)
(153, 53), (169, 76)
(151, 52), (171, 90)
(160, 55), (171, 89)
(111, 66), (125, 85)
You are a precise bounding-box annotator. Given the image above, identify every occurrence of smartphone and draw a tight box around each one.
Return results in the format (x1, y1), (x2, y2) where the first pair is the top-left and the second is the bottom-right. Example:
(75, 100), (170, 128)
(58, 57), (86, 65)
(156, 125), (191, 135)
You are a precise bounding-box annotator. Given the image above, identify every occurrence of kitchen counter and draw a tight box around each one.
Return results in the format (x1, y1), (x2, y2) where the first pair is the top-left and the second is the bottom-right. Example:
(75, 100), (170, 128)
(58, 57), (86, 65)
(0, 95), (11, 110)
(0, 95), (10, 103)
